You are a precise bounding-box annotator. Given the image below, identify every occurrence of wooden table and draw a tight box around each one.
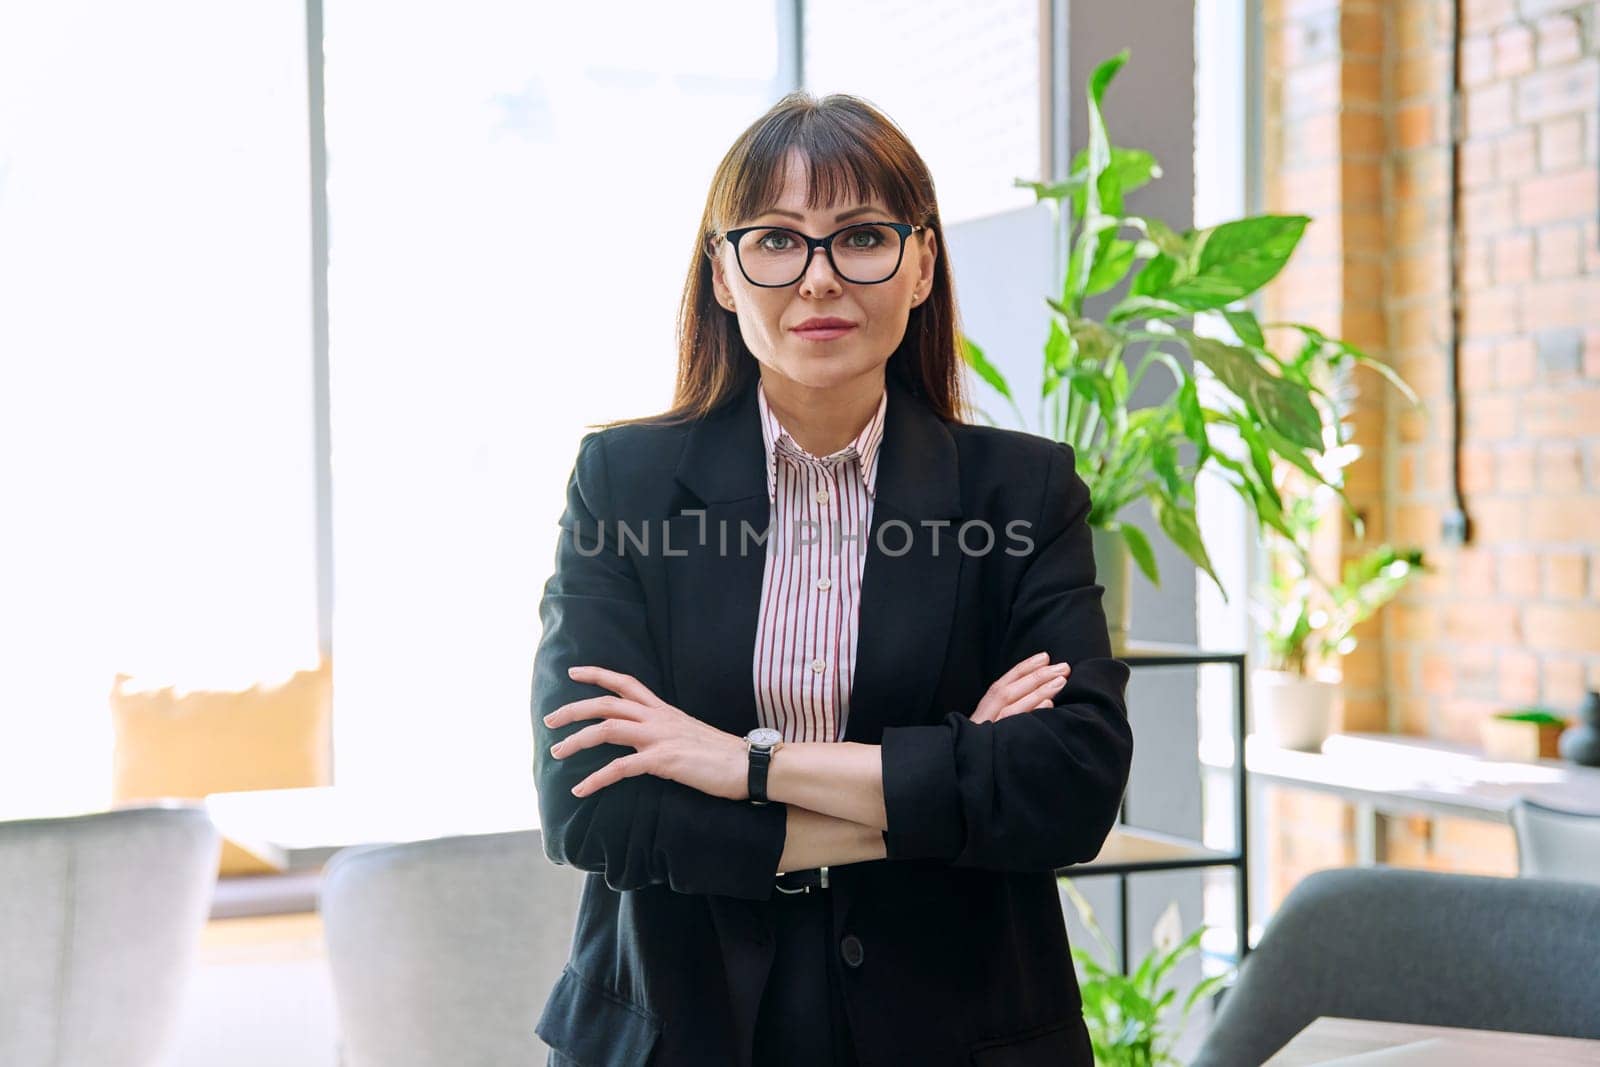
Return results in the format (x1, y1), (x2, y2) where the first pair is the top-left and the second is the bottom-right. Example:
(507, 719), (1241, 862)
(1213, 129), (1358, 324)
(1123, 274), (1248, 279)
(1266, 1017), (1600, 1065)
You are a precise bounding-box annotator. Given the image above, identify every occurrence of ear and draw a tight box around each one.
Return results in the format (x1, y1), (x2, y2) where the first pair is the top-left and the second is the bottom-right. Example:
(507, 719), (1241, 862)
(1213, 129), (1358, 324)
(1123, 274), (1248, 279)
(910, 228), (937, 306)
(708, 240), (735, 311)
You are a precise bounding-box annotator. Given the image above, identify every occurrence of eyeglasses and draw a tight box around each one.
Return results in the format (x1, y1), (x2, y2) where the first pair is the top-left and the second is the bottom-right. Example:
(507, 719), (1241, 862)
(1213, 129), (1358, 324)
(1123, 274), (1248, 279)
(710, 221), (925, 287)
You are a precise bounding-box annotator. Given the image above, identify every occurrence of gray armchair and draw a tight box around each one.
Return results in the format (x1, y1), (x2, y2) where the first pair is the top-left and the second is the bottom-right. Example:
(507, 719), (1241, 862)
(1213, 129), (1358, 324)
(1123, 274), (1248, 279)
(0, 804), (222, 1067)
(318, 828), (584, 1066)
(1192, 866), (1600, 1067)
(1511, 797), (1600, 885)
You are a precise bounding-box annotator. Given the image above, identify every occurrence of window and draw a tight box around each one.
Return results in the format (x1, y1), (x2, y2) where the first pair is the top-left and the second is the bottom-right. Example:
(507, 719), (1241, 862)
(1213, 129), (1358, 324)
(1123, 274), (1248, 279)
(0, 2), (317, 816)
(803, 0), (1042, 225)
(322, 0), (786, 793)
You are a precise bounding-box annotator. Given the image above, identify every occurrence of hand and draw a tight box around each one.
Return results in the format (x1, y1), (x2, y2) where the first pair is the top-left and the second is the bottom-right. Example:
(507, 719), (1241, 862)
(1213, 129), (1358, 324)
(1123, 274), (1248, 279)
(970, 652), (1071, 725)
(544, 665), (747, 800)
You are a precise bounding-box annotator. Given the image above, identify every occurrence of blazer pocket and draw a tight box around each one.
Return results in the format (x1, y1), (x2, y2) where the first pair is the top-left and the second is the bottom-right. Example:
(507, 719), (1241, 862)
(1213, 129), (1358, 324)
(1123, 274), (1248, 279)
(536, 964), (662, 1067)
(968, 1017), (1091, 1067)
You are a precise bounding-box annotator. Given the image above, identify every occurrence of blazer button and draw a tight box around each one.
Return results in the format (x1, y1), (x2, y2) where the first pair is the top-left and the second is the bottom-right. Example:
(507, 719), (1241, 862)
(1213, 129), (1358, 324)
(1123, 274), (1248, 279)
(839, 934), (864, 969)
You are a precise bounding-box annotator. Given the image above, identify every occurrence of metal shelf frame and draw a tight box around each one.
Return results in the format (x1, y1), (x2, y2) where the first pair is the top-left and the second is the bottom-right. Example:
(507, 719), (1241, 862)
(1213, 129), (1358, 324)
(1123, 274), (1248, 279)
(1055, 642), (1250, 976)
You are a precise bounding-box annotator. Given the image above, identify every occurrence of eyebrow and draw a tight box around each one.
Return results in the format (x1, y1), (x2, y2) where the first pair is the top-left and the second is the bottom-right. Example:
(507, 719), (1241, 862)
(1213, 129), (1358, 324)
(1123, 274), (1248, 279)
(754, 205), (889, 224)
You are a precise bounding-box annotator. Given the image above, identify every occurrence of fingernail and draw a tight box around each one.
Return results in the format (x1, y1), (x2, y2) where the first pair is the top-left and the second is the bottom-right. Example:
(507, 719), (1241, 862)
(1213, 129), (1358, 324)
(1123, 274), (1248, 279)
(1031, 652), (1048, 662)
(1053, 663), (1072, 672)
(1049, 676), (1066, 687)
(567, 666), (579, 676)
(543, 713), (555, 724)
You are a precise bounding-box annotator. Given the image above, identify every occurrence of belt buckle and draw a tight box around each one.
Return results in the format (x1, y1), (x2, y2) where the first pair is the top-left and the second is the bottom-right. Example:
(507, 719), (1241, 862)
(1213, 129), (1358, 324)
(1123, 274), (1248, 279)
(774, 865), (829, 894)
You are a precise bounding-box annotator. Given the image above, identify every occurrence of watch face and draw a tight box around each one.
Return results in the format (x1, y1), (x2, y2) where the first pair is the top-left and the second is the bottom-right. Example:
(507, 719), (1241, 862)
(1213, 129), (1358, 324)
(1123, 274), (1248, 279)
(746, 727), (782, 746)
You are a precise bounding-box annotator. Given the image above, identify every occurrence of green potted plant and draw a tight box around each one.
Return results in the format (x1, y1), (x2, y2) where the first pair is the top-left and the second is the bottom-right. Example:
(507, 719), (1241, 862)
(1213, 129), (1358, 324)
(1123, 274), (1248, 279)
(1482, 707), (1570, 762)
(1252, 520), (1427, 750)
(964, 49), (1414, 648)
(1058, 878), (1229, 1066)
(1245, 275), (1425, 749)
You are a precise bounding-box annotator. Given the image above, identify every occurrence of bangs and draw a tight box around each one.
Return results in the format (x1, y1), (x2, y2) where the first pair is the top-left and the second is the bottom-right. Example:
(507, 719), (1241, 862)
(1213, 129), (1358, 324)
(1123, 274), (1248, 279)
(719, 102), (925, 228)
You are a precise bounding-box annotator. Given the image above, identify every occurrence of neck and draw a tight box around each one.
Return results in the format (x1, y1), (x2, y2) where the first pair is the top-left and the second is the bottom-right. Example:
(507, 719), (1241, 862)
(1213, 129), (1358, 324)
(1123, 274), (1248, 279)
(759, 368), (885, 457)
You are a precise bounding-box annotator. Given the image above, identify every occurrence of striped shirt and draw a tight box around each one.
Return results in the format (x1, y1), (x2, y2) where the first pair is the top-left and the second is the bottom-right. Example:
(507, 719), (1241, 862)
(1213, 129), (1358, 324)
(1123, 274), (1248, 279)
(752, 377), (888, 744)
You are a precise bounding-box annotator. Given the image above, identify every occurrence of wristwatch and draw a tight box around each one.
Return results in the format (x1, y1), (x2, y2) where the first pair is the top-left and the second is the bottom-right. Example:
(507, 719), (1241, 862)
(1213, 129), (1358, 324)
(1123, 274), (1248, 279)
(744, 727), (783, 805)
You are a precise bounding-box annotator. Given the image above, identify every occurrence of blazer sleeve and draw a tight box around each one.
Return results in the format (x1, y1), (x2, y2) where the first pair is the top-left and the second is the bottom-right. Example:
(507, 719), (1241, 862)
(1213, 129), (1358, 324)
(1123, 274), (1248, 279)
(877, 440), (1133, 872)
(531, 431), (788, 900)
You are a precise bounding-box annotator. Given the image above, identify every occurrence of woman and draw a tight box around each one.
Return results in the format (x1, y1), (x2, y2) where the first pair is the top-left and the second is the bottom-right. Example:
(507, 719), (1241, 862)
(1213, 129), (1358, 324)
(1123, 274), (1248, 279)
(531, 90), (1132, 1067)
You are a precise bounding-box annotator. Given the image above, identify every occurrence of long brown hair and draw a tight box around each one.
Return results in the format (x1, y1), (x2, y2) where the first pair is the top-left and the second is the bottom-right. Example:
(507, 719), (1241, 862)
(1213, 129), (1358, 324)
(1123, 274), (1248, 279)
(598, 90), (970, 431)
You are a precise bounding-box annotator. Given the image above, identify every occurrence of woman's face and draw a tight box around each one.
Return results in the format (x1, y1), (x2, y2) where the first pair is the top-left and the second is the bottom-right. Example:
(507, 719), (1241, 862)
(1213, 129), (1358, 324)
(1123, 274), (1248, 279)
(709, 149), (937, 392)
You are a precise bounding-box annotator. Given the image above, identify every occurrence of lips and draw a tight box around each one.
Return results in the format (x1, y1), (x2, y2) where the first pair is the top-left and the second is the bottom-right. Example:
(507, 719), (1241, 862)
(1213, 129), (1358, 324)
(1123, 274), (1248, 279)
(792, 318), (857, 341)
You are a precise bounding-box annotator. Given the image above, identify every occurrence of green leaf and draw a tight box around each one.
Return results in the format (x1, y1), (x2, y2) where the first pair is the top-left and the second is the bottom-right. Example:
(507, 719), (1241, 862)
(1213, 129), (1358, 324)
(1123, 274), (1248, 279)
(1069, 317), (1121, 366)
(1153, 492), (1227, 602)
(1116, 522), (1160, 585)
(1014, 175), (1087, 204)
(1347, 347), (1422, 408)
(1222, 307), (1265, 348)
(1107, 294), (1189, 324)
(1068, 146), (1163, 218)
(1127, 252), (1177, 301)
(1063, 52), (1129, 310)
(1087, 238), (1140, 295)
(1182, 973), (1230, 1017)
(1139, 216), (1189, 260)
(1175, 375), (1206, 449)
(1182, 331), (1323, 452)
(1045, 317), (1073, 374)
(1138, 216), (1310, 312)
(962, 335), (1012, 401)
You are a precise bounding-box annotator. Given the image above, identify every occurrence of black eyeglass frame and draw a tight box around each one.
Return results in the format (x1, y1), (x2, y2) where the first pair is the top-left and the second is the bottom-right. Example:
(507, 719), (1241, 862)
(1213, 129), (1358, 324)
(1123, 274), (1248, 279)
(710, 221), (926, 287)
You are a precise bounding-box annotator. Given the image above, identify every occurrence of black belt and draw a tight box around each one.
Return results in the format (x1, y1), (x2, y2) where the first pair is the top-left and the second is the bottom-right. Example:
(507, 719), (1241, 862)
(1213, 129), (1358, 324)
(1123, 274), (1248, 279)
(774, 866), (830, 894)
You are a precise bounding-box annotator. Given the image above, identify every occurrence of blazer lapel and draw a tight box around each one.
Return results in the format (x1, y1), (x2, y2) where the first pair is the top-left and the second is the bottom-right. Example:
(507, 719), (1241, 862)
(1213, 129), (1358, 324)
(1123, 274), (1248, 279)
(842, 373), (964, 744)
(664, 377), (769, 739)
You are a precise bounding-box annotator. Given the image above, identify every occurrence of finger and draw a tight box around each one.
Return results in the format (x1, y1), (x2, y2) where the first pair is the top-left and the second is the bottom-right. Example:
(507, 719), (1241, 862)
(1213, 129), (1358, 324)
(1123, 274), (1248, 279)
(999, 674), (1067, 718)
(550, 718), (645, 759)
(994, 661), (1070, 707)
(543, 695), (645, 730)
(571, 753), (648, 797)
(566, 665), (668, 708)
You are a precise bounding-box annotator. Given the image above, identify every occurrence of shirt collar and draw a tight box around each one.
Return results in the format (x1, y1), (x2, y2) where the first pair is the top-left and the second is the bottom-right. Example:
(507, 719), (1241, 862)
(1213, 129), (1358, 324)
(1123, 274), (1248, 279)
(756, 377), (887, 503)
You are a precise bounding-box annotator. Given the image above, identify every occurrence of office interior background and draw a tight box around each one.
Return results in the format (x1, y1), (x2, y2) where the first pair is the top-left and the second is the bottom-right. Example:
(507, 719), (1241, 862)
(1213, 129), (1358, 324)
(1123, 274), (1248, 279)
(2, 1), (1599, 1064)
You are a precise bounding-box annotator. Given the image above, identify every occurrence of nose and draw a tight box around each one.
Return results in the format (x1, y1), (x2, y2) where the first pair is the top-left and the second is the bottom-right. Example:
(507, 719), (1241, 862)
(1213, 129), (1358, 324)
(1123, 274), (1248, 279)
(797, 240), (844, 297)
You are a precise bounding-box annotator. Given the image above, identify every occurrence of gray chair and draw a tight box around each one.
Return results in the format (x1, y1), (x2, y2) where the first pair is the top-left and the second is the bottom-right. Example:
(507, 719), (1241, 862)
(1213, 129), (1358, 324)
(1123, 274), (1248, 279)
(319, 828), (585, 1067)
(1192, 866), (1600, 1067)
(0, 804), (222, 1067)
(1511, 797), (1600, 885)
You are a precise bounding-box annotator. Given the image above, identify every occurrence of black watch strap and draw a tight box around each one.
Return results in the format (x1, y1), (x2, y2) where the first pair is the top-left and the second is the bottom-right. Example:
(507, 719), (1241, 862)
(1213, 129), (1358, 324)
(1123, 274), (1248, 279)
(748, 744), (773, 805)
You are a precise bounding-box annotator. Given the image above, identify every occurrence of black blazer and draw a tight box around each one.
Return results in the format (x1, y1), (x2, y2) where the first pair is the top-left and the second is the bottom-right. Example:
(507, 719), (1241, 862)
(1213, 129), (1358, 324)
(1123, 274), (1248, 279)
(531, 370), (1132, 1067)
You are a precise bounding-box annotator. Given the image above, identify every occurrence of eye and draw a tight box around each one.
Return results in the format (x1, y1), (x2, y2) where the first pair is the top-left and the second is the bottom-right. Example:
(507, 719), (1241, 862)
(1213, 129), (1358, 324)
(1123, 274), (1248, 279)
(758, 230), (799, 251)
(842, 226), (885, 249)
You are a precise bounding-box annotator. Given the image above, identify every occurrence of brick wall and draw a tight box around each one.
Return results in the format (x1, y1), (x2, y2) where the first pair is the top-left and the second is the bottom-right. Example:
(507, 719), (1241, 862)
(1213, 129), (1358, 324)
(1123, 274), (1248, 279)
(1258, 0), (1600, 908)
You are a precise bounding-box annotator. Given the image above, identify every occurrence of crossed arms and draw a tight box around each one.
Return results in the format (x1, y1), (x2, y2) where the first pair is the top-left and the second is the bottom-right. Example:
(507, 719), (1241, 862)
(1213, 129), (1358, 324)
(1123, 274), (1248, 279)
(531, 432), (1132, 900)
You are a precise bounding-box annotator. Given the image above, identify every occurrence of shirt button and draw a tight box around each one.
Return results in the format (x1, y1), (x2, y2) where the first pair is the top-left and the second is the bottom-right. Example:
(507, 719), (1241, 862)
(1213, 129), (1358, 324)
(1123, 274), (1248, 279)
(811, 657), (826, 673)
(840, 934), (864, 969)
(816, 576), (832, 591)
(814, 488), (829, 504)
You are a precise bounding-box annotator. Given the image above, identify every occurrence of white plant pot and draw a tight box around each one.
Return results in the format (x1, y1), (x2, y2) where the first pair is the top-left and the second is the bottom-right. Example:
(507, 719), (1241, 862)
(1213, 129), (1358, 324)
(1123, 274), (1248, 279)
(1091, 525), (1131, 653)
(1251, 669), (1336, 752)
